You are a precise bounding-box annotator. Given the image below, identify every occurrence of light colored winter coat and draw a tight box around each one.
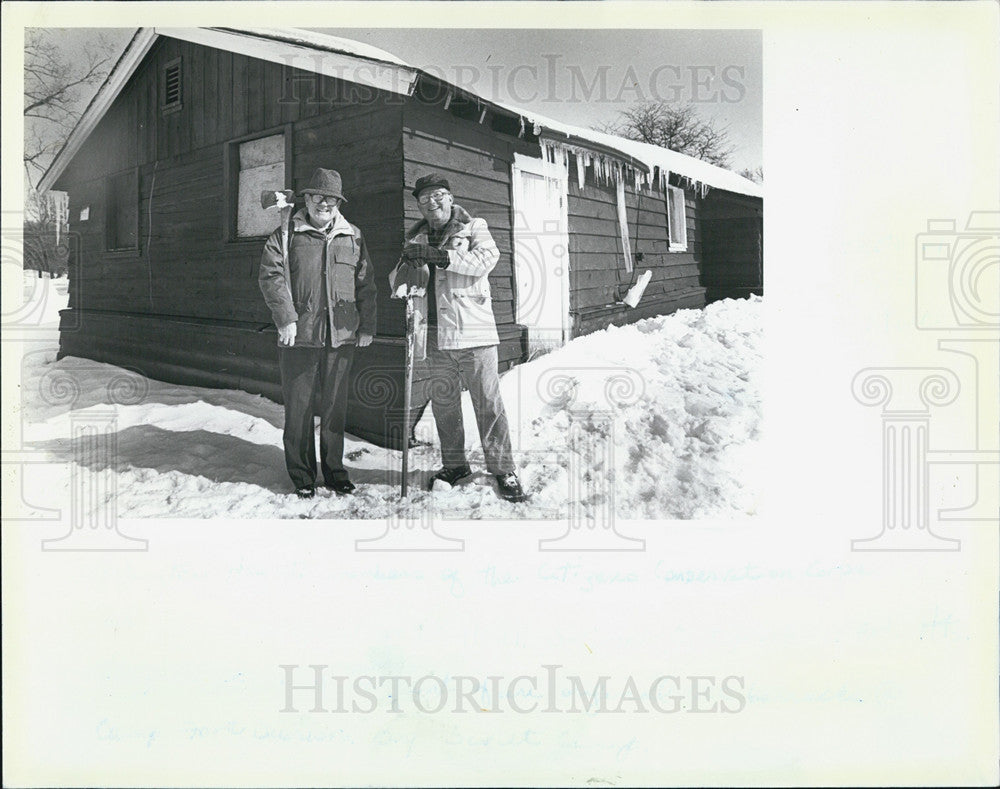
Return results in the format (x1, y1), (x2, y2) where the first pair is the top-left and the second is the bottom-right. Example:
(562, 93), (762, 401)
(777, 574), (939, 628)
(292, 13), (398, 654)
(389, 204), (500, 359)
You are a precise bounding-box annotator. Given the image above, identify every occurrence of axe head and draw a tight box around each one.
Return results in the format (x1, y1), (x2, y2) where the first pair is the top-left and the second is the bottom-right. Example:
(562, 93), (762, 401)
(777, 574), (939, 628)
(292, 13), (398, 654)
(260, 189), (295, 210)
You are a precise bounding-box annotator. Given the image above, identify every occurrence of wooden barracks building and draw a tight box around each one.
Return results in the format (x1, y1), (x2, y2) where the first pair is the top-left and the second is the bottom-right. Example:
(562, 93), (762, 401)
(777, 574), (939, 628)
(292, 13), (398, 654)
(39, 27), (764, 446)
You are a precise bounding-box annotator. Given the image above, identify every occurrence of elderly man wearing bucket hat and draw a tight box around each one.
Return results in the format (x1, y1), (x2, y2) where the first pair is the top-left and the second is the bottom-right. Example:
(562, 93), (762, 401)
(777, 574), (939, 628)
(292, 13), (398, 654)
(259, 168), (377, 499)
(390, 173), (526, 503)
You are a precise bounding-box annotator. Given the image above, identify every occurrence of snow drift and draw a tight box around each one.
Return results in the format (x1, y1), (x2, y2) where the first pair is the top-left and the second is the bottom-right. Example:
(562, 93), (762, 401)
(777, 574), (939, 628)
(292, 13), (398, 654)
(16, 278), (762, 520)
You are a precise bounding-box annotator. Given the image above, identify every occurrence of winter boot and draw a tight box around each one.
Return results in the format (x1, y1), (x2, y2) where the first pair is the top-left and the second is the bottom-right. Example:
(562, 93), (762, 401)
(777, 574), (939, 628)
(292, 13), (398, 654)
(428, 465), (473, 490)
(495, 472), (527, 503)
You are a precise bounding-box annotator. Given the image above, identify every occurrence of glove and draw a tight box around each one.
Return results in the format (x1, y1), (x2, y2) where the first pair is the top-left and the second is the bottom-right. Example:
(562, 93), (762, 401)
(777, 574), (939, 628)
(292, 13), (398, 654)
(392, 262), (430, 297)
(402, 243), (450, 268)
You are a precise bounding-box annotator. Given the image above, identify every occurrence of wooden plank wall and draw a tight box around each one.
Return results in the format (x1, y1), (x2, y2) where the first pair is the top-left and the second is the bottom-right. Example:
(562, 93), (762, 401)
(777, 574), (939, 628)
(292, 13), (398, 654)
(54, 36), (405, 333)
(567, 164), (706, 337)
(51, 36), (417, 449)
(699, 189), (763, 302)
(401, 98), (537, 372)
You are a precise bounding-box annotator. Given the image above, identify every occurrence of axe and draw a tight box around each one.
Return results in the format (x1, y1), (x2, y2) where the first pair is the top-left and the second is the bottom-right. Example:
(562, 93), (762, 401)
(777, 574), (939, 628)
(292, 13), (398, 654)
(260, 189), (296, 319)
(260, 189), (295, 212)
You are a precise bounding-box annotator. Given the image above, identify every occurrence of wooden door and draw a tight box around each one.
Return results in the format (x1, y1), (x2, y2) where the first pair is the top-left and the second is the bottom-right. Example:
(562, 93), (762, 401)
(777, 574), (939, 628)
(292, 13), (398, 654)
(510, 153), (570, 354)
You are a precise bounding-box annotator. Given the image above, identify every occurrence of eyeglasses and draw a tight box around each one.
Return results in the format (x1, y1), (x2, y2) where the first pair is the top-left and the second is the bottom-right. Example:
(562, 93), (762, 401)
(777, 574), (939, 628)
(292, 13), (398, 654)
(417, 189), (450, 206)
(307, 194), (340, 205)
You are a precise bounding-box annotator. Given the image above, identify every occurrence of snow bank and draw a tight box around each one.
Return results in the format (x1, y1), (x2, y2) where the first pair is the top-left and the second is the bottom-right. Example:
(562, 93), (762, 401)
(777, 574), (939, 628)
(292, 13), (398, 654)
(16, 287), (762, 520)
(471, 295), (764, 519)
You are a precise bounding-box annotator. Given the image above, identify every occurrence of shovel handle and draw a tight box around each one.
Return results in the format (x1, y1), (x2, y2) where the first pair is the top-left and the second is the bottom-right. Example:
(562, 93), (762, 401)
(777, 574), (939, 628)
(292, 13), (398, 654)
(400, 295), (416, 498)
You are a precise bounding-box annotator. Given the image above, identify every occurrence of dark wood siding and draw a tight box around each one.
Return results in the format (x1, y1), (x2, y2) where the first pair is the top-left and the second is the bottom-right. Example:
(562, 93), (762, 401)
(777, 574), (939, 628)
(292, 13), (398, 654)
(566, 163), (706, 337)
(700, 189), (763, 302)
(52, 36), (410, 448)
(54, 37), (404, 327)
(48, 34), (753, 452)
(401, 97), (537, 372)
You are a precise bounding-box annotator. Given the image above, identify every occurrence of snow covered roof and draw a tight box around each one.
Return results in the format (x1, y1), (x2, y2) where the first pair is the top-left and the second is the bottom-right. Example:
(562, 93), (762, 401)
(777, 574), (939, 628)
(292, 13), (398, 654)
(531, 111), (763, 198)
(485, 98), (762, 198)
(221, 27), (410, 68)
(40, 26), (761, 199)
(39, 27), (419, 191)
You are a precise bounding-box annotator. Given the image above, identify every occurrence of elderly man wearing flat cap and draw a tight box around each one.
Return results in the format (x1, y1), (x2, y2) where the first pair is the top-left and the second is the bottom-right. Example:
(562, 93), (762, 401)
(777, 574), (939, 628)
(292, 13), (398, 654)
(259, 168), (376, 499)
(391, 173), (526, 503)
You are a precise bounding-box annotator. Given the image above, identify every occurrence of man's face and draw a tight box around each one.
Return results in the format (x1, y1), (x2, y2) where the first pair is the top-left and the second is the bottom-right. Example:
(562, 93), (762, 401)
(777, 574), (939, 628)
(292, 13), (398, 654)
(305, 193), (341, 228)
(417, 188), (453, 228)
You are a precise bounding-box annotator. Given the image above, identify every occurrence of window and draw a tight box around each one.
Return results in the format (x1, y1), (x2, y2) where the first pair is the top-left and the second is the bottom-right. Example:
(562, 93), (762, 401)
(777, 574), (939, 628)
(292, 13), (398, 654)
(162, 57), (182, 113)
(105, 169), (138, 251)
(232, 133), (287, 239)
(667, 185), (688, 252)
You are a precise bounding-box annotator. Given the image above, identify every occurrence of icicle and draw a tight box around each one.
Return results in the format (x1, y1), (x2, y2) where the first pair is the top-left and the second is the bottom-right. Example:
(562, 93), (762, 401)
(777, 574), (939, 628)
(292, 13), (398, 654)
(575, 152), (586, 189)
(533, 121), (541, 136)
(47, 191), (69, 246)
(518, 116), (525, 138)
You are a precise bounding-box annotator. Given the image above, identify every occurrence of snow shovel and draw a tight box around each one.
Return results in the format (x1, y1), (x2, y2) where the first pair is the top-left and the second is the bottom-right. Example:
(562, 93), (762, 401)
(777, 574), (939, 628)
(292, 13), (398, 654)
(391, 262), (429, 498)
(400, 287), (417, 497)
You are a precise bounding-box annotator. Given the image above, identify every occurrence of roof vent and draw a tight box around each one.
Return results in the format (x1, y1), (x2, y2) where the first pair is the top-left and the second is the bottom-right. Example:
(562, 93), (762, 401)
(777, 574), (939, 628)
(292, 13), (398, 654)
(163, 58), (182, 112)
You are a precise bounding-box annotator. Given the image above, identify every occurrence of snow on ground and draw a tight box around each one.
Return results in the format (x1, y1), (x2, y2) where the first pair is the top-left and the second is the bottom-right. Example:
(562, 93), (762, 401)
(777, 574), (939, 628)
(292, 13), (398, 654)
(14, 276), (762, 520)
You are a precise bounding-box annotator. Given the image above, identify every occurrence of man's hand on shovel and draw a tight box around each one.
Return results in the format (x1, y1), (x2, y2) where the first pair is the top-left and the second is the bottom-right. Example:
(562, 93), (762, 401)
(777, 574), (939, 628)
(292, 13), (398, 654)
(392, 259), (430, 300)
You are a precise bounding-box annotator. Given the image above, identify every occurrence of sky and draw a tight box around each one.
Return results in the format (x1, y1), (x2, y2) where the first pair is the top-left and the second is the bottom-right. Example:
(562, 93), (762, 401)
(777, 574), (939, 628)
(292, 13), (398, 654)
(334, 28), (762, 172)
(31, 27), (762, 174)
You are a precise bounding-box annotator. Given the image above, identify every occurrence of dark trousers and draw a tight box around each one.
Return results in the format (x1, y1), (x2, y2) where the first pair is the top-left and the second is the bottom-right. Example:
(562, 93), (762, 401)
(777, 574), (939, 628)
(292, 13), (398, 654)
(278, 344), (355, 488)
(426, 332), (515, 475)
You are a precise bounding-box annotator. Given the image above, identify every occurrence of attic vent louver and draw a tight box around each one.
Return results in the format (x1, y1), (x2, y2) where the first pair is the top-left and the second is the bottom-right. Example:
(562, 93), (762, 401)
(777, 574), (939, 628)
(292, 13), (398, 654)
(162, 58), (182, 112)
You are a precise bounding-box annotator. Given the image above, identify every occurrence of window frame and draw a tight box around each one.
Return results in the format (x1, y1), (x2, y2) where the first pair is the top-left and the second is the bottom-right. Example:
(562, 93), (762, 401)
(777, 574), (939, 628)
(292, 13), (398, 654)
(104, 166), (139, 253)
(667, 184), (689, 252)
(223, 125), (294, 245)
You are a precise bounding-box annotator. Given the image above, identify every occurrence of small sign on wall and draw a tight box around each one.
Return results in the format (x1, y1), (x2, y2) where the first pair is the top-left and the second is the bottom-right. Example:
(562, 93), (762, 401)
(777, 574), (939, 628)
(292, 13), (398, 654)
(79, 205), (90, 221)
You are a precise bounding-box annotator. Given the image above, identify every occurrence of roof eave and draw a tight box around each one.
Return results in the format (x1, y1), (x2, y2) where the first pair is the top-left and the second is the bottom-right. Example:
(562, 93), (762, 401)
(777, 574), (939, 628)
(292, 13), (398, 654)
(38, 27), (421, 193)
(537, 130), (652, 175)
(38, 28), (158, 192)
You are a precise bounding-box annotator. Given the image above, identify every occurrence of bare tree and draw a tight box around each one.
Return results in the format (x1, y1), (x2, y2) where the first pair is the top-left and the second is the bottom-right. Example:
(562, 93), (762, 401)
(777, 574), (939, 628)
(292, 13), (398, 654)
(739, 166), (764, 184)
(596, 101), (736, 168)
(23, 29), (114, 275)
(23, 28), (113, 186)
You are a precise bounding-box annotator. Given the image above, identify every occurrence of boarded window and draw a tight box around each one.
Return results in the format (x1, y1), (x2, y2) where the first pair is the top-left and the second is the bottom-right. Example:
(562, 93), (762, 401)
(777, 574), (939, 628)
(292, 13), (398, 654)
(106, 169), (138, 251)
(162, 57), (182, 113)
(235, 134), (286, 238)
(667, 185), (688, 252)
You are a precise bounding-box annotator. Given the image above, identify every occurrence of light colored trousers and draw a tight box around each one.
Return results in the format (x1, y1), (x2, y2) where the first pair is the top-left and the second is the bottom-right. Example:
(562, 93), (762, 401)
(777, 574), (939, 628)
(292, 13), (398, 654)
(425, 332), (515, 475)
